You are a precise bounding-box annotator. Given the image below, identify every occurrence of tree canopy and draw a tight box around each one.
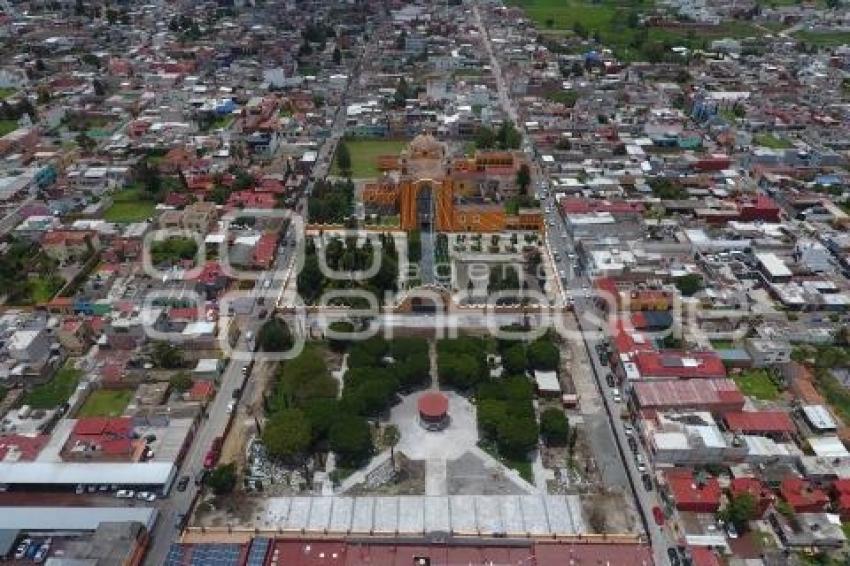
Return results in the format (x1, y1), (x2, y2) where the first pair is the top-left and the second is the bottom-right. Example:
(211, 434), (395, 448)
(329, 414), (373, 468)
(263, 409), (312, 463)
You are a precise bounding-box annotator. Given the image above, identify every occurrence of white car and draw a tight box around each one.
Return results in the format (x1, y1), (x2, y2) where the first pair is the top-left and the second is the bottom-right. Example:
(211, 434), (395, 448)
(136, 491), (156, 502)
(226, 401), (236, 414)
(14, 539), (31, 560)
(116, 489), (135, 499)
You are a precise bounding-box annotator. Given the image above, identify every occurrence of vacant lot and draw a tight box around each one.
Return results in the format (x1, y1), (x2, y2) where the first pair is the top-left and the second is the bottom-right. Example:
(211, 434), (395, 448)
(331, 139), (408, 178)
(23, 366), (82, 409)
(77, 389), (133, 417)
(794, 30), (850, 48)
(103, 187), (157, 223)
(733, 369), (780, 401)
(754, 133), (793, 150)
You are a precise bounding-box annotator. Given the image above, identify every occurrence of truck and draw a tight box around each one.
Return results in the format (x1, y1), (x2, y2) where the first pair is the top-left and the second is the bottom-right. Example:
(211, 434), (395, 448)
(203, 437), (223, 469)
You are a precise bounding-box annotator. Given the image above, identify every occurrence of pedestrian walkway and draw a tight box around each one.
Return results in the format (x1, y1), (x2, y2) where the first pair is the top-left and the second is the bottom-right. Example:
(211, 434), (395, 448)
(420, 230), (436, 284)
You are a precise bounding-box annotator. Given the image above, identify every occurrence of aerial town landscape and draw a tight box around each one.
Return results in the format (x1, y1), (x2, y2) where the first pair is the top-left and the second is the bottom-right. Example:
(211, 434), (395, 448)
(0, 0), (849, 564)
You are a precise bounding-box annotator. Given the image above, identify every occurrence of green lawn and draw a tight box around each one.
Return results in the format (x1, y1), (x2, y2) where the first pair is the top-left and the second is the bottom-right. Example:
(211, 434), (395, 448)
(103, 187), (157, 223)
(710, 340), (735, 350)
(509, 0), (761, 61)
(733, 370), (780, 401)
(0, 119), (18, 136)
(77, 389), (133, 417)
(332, 139), (409, 178)
(23, 366), (82, 409)
(794, 30), (850, 48)
(508, 0), (628, 33)
(28, 275), (64, 304)
(0, 87), (16, 100)
(754, 133), (794, 150)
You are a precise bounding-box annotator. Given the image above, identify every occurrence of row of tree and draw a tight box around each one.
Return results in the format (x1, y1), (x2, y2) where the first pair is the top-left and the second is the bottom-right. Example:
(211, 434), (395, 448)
(297, 235), (399, 305)
(309, 179), (355, 224)
(262, 346), (373, 469)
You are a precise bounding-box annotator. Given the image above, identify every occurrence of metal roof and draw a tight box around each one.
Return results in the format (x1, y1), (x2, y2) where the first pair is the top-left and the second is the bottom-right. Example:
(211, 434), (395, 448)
(0, 507), (157, 532)
(0, 461), (176, 487)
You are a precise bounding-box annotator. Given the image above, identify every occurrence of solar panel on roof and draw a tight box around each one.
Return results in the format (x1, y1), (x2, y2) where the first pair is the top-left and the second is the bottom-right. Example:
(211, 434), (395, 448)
(247, 537), (271, 566)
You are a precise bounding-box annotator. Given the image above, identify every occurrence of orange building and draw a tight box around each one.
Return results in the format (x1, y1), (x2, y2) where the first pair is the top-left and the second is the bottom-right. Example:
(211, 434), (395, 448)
(361, 135), (542, 233)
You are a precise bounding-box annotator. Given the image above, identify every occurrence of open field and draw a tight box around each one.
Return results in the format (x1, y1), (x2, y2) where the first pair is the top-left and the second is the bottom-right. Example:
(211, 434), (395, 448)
(794, 30), (850, 47)
(23, 366), (82, 409)
(509, 0), (762, 60)
(753, 133), (794, 149)
(733, 369), (780, 401)
(332, 139), (408, 178)
(77, 389), (133, 417)
(103, 187), (157, 223)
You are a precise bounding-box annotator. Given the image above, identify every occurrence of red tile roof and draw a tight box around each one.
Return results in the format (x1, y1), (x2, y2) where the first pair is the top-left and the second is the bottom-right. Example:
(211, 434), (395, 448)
(723, 411), (795, 434)
(633, 378), (745, 412)
(633, 351), (727, 379)
(187, 380), (215, 400)
(253, 233), (277, 268)
(780, 477), (830, 512)
(73, 417), (132, 437)
(0, 435), (49, 462)
(666, 469), (722, 512)
(560, 197), (644, 215)
(690, 547), (722, 566)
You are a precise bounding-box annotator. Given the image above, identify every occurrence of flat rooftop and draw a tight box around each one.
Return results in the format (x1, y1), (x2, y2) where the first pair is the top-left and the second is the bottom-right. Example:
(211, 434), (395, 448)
(254, 495), (585, 536)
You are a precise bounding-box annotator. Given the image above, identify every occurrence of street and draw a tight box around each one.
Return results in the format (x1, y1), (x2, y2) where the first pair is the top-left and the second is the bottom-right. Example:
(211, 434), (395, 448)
(473, 2), (678, 563)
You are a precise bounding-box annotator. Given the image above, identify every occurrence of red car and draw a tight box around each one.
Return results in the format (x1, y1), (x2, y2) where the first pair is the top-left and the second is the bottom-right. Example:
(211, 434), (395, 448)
(652, 506), (665, 526)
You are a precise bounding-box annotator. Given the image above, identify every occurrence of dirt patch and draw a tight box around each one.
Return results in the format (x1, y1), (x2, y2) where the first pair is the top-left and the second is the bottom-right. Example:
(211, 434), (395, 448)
(447, 451), (528, 495)
(346, 454), (426, 496)
(192, 493), (263, 527)
(543, 427), (598, 494)
(581, 491), (638, 534)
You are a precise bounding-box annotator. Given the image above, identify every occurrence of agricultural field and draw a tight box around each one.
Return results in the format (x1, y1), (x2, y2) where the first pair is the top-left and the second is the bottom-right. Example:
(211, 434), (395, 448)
(508, 0), (762, 61)
(794, 30), (850, 48)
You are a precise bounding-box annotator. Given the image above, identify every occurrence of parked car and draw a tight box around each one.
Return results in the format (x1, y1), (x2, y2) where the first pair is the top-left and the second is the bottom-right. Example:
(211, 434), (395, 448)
(14, 539), (31, 560)
(226, 401), (236, 414)
(726, 522), (739, 539)
(641, 473), (653, 491)
(136, 491), (156, 502)
(635, 454), (646, 473)
(176, 476), (190, 492)
(667, 547), (680, 566)
(116, 489), (135, 499)
(605, 373), (615, 387)
(628, 436), (638, 454)
(653, 506), (665, 526)
(34, 541), (50, 563)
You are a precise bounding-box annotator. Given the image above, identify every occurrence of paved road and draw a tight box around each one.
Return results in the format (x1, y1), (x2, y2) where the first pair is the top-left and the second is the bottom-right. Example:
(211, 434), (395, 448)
(474, 2), (678, 563)
(143, 19), (379, 565)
